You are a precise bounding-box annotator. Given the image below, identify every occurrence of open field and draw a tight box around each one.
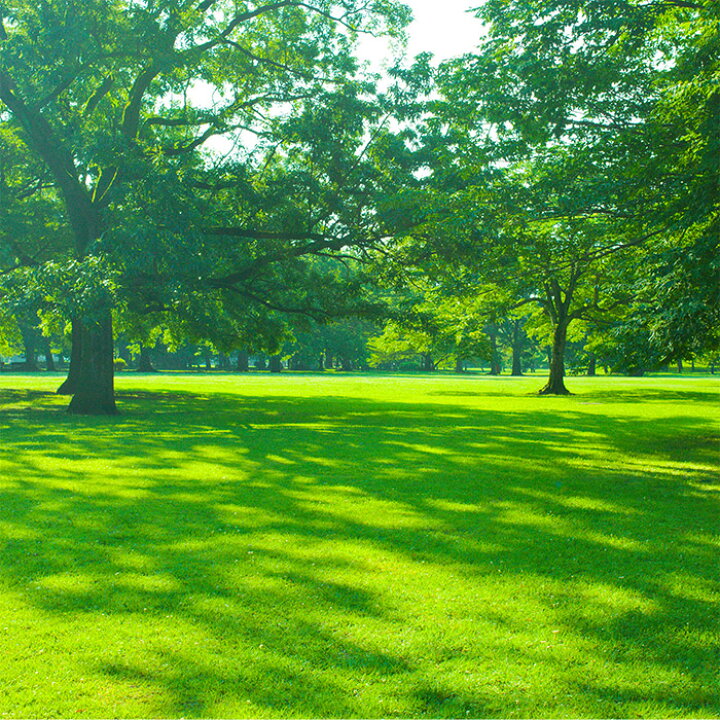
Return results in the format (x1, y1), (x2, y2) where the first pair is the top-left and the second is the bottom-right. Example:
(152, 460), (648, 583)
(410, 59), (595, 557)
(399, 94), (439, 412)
(0, 373), (718, 718)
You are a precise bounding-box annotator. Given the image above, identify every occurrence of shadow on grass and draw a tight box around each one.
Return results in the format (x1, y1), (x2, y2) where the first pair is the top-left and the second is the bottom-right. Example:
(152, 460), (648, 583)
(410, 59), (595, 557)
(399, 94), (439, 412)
(0, 385), (718, 717)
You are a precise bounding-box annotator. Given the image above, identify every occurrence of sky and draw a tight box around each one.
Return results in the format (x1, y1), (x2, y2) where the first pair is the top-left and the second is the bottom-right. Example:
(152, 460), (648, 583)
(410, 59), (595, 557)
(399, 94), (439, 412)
(404, 0), (485, 60)
(360, 0), (486, 67)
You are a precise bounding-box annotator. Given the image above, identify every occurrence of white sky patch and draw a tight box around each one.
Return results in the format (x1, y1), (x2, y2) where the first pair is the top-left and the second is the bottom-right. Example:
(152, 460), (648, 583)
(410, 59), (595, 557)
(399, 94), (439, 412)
(359, 0), (486, 68)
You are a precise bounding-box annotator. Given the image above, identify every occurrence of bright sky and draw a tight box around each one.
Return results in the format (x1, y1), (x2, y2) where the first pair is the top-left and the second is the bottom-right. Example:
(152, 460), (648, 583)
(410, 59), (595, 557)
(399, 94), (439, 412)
(405, 0), (485, 59)
(360, 0), (486, 67)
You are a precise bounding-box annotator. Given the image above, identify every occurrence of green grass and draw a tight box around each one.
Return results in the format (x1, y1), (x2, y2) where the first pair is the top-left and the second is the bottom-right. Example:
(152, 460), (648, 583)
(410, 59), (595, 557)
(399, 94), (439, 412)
(0, 372), (718, 718)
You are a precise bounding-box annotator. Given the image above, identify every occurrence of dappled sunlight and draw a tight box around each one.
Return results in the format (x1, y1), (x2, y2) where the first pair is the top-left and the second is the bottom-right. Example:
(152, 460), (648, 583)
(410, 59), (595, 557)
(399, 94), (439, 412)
(574, 581), (661, 615)
(515, 489), (640, 515)
(0, 374), (717, 716)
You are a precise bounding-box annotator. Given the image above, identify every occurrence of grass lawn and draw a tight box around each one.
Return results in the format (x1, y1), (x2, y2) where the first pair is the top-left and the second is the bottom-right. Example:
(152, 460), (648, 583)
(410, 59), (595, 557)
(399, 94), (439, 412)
(0, 372), (718, 718)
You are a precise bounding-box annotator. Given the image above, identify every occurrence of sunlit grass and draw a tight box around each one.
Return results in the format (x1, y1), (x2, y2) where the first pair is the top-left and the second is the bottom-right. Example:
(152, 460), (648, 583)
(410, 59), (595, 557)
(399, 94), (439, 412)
(0, 372), (718, 718)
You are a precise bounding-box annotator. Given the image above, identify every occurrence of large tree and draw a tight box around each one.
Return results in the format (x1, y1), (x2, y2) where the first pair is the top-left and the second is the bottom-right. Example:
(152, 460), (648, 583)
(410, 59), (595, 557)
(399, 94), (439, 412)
(0, 0), (409, 413)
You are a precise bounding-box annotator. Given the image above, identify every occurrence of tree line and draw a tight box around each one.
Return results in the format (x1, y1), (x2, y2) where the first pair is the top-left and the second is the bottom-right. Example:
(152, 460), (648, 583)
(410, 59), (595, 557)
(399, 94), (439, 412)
(2, 295), (716, 377)
(1, 0), (717, 413)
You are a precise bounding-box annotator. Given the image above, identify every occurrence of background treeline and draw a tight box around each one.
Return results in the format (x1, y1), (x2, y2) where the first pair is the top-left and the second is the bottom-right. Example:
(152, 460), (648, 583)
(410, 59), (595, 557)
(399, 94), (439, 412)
(3, 308), (718, 376)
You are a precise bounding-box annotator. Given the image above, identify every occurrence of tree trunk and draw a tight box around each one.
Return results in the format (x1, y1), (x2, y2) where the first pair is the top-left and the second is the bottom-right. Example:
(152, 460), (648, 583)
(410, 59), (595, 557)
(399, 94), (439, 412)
(677, 359), (683, 373)
(20, 326), (39, 371)
(421, 353), (435, 372)
(317, 352), (325, 371)
(510, 320), (524, 376)
(57, 319), (83, 395)
(44, 338), (56, 372)
(455, 357), (465, 373)
(236, 350), (249, 372)
(269, 355), (282, 373)
(539, 320), (571, 395)
(510, 349), (522, 376)
(488, 327), (501, 375)
(325, 349), (333, 370)
(587, 353), (597, 377)
(137, 345), (157, 372)
(67, 311), (117, 415)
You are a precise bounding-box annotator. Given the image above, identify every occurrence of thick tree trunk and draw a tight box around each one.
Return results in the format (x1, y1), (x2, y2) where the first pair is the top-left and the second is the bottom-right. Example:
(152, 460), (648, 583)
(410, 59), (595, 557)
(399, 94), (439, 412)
(236, 350), (249, 372)
(421, 353), (435, 372)
(137, 345), (157, 372)
(269, 355), (282, 373)
(677, 359), (683, 373)
(325, 350), (333, 370)
(67, 311), (117, 415)
(0, 66), (117, 414)
(455, 357), (465, 373)
(317, 353), (325, 371)
(57, 319), (83, 394)
(539, 320), (571, 395)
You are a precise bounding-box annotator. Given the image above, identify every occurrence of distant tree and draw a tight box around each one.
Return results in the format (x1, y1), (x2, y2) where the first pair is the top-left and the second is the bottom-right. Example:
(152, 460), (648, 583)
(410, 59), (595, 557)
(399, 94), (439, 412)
(366, 280), (494, 372)
(287, 318), (375, 371)
(497, 315), (533, 377)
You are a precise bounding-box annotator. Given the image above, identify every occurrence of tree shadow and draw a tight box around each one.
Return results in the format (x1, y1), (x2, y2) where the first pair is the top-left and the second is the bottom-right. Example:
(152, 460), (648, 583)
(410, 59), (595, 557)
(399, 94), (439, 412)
(0, 385), (717, 717)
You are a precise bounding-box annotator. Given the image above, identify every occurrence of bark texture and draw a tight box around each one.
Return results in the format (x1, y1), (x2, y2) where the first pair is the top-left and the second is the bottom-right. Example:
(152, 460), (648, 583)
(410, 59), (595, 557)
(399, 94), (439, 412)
(539, 320), (571, 395)
(67, 312), (118, 415)
(57, 320), (83, 395)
